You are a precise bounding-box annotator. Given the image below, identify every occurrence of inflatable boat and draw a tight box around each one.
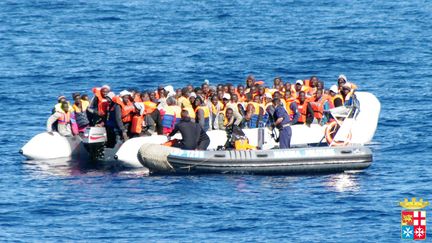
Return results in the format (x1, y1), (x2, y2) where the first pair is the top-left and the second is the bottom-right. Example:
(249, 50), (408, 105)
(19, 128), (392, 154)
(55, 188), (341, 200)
(115, 91), (380, 166)
(138, 144), (372, 175)
(20, 92), (380, 169)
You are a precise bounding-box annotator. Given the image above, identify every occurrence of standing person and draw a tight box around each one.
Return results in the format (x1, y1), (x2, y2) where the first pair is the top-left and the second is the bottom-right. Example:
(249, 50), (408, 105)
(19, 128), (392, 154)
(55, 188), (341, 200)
(296, 91), (314, 125)
(105, 93), (129, 148)
(47, 101), (73, 137)
(168, 110), (202, 150)
(116, 90), (136, 136)
(88, 85), (111, 125)
(272, 98), (298, 149)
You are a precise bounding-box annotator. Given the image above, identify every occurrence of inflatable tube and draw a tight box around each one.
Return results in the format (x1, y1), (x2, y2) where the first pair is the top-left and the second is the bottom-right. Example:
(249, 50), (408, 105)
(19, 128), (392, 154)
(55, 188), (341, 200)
(20, 132), (83, 160)
(138, 145), (372, 175)
(138, 144), (180, 173)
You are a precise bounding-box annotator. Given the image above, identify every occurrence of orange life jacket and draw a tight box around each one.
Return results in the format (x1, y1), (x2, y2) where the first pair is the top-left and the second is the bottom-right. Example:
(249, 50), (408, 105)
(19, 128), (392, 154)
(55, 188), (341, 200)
(92, 87), (109, 116)
(143, 101), (157, 114)
(296, 100), (308, 123)
(131, 115), (144, 134)
(57, 111), (71, 125)
(309, 98), (324, 119)
(116, 99), (135, 123)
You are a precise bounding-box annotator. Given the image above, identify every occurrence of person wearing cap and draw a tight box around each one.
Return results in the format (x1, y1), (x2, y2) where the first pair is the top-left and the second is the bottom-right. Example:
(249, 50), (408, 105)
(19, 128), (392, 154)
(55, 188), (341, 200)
(294, 80), (310, 97)
(329, 85), (344, 108)
(52, 95), (68, 113)
(337, 74), (357, 92)
(189, 92), (197, 106)
(341, 83), (356, 106)
(47, 101), (73, 137)
(104, 91), (134, 147)
(271, 98), (298, 149)
(88, 85), (111, 125)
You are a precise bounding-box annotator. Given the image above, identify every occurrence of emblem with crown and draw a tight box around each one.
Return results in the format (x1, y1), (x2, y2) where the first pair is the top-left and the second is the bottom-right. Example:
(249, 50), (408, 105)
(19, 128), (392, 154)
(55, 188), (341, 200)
(399, 198), (429, 210)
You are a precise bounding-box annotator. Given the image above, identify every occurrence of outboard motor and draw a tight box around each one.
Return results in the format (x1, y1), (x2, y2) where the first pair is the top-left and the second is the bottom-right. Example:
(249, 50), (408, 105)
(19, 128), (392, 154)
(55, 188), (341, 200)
(82, 127), (107, 160)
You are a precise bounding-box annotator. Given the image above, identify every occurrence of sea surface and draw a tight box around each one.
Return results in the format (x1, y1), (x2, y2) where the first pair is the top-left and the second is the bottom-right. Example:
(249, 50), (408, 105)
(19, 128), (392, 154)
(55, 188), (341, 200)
(1, 0), (431, 242)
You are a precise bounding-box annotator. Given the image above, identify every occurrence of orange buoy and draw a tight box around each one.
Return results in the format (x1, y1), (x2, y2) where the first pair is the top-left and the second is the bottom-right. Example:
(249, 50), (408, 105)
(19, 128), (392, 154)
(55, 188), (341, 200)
(325, 121), (352, 146)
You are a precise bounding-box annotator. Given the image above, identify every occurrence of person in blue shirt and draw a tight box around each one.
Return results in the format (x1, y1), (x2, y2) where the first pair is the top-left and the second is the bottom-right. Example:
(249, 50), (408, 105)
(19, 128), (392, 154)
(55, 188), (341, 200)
(271, 98), (299, 149)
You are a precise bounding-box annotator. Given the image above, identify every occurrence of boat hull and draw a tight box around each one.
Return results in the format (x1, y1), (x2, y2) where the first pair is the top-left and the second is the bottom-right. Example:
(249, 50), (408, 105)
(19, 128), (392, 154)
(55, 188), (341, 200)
(139, 145), (372, 175)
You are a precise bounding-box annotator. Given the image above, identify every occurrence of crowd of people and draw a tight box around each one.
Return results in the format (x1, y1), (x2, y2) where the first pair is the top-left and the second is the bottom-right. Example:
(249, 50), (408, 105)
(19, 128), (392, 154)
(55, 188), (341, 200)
(47, 74), (357, 150)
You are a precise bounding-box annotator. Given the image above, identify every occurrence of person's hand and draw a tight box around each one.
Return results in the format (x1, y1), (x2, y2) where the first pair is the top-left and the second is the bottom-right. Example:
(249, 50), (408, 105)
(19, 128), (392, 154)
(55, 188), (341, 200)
(122, 131), (129, 141)
(47, 131), (54, 135)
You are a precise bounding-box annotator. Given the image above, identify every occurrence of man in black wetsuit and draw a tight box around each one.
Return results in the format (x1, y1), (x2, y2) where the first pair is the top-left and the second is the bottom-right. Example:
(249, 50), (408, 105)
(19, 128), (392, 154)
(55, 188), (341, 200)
(168, 110), (202, 150)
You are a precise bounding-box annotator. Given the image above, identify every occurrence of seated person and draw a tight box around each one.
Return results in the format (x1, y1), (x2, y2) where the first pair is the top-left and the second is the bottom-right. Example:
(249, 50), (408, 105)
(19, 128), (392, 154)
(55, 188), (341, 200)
(167, 110), (202, 150)
(46, 101), (73, 136)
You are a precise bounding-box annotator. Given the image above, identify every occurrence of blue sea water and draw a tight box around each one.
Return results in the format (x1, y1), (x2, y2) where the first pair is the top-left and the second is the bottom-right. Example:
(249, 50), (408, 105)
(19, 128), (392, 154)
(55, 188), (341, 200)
(0, 0), (431, 241)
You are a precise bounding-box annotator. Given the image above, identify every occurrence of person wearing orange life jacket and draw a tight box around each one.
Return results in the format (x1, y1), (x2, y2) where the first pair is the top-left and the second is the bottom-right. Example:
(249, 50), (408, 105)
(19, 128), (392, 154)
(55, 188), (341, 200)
(308, 89), (330, 125)
(329, 85), (344, 108)
(115, 90), (137, 135)
(194, 96), (210, 131)
(103, 91), (131, 148)
(296, 91), (314, 125)
(47, 101), (73, 136)
(88, 85), (111, 125)
(306, 76), (320, 96)
(141, 92), (163, 135)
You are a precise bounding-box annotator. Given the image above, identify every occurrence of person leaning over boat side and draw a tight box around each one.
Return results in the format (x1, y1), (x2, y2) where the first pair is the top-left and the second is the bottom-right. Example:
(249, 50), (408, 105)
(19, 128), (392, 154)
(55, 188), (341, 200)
(168, 110), (202, 150)
(271, 98), (299, 149)
(47, 101), (73, 137)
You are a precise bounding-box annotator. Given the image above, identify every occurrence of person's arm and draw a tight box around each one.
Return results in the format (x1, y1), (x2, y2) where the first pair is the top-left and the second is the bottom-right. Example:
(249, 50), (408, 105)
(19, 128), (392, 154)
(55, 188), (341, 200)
(87, 97), (99, 114)
(306, 103), (314, 125)
(114, 105), (126, 132)
(46, 113), (61, 133)
(168, 124), (179, 137)
(197, 108), (205, 129)
(290, 103), (299, 125)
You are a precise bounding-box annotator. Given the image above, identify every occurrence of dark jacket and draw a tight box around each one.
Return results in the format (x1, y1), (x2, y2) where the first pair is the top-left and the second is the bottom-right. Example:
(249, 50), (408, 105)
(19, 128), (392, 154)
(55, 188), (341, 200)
(168, 117), (202, 150)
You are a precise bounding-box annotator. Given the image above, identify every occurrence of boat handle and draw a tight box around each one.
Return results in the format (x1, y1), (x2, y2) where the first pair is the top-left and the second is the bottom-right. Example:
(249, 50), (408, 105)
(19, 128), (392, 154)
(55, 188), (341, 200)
(340, 150), (352, 154)
(214, 154), (226, 158)
(257, 154), (268, 158)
